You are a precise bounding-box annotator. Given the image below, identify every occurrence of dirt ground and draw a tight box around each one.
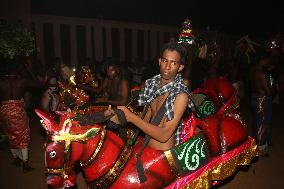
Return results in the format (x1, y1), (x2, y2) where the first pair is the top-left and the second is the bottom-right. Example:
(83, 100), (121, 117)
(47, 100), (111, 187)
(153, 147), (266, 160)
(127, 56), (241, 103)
(0, 99), (284, 189)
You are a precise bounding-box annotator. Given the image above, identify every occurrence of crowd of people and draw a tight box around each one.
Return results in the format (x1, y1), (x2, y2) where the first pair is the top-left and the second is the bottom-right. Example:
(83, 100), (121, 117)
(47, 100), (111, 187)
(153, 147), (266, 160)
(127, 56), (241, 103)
(0, 31), (283, 174)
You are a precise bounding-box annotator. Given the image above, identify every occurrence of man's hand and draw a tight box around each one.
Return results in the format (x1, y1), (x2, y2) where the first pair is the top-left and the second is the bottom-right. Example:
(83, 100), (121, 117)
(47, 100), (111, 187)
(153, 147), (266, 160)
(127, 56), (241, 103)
(103, 105), (120, 124)
(104, 105), (114, 116)
(116, 106), (134, 122)
(109, 114), (120, 124)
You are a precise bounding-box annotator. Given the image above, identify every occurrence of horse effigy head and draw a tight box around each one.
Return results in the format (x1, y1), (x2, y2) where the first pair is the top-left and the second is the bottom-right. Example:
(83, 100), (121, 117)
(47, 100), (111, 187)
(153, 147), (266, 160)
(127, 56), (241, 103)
(35, 109), (101, 188)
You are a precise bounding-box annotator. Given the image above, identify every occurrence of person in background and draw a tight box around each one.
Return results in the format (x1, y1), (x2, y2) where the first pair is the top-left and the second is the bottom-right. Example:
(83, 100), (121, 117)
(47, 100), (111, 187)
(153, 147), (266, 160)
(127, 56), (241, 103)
(40, 77), (59, 113)
(227, 58), (241, 97)
(96, 62), (130, 106)
(128, 58), (146, 86)
(0, 60), (43, 172)
(189, 44), (208, 90)
(250, 50), (272, 155)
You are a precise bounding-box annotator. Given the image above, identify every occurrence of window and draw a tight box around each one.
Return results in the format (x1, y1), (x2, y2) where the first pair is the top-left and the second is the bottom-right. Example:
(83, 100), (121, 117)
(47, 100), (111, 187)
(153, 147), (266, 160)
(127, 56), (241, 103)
(112, 28), (120, 60)
(76, 25), (86, 65)
(43, 23), (54, 66)
(137, 30), (144, 61)
(60, 24), (71, 65)
(125, 28), (132, 63)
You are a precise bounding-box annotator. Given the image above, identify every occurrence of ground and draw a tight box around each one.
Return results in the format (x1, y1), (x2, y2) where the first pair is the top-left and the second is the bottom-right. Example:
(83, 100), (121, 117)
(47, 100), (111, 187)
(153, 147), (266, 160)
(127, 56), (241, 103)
(0, 99), (284, 189)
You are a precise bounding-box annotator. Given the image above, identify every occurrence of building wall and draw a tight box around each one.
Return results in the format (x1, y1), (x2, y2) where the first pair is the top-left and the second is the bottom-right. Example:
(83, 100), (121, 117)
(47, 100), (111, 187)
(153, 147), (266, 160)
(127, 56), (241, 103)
(0, 0), (31, 24)
(1, 1), (178, 67)
(30, 14), (178, 67)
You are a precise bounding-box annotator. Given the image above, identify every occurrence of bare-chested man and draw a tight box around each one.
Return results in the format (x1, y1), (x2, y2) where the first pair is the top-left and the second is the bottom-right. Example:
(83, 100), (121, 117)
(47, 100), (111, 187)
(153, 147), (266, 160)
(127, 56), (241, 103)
(250, 50), (272, 154)
(109, 41), (193, 150)
(96, 63), (130, 106)
(0, 61), (41, 172)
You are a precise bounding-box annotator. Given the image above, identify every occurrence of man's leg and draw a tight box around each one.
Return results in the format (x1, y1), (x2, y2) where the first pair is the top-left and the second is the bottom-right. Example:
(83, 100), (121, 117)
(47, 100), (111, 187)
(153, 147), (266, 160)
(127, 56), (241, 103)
(21, 148), (34, 172)
(10, 148), (22, 166)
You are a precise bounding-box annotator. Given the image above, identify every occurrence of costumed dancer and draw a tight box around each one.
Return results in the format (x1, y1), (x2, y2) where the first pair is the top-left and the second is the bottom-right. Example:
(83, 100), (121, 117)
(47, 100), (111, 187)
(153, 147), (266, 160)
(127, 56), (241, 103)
(108, 41), (194, 182)
(0, 100), (32, 170)
(235, 35), (260, 99)
(0, 61), (42, 171)
(250, 50), (272, 154)
(266, 32), (284, 104)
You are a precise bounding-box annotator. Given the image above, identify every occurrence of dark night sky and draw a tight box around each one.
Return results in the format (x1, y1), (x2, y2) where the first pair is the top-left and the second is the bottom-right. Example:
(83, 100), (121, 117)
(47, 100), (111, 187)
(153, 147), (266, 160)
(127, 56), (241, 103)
(31, 0), (283, 38)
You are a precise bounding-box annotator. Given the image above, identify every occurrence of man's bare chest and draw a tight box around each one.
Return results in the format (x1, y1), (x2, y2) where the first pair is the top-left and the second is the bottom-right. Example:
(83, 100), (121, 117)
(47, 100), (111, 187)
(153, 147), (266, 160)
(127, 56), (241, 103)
(149, 93), (168, 124)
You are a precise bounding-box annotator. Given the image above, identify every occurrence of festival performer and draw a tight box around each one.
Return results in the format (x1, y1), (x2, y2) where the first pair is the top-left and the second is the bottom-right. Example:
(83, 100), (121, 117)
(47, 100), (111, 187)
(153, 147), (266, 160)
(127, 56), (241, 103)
(0, 61), (42, 172)
(96, 62), (130, 106)
(40, 77), (59, 112)
(107, 41), (195, 182)
(109, 41), (194, 149)
(250, 50), (272, 155)
(36, 41), (259, 188)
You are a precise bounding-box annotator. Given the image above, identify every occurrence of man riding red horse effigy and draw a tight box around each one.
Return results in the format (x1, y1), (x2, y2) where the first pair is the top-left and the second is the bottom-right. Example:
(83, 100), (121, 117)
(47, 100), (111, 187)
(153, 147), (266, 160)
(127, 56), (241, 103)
(36, 41), (258, 189)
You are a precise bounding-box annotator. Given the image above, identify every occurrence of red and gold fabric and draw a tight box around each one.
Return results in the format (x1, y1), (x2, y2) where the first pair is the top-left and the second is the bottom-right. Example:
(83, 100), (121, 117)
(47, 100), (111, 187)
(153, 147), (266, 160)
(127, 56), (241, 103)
(0, 99), (30, 149)
(166, 137), (257, 189)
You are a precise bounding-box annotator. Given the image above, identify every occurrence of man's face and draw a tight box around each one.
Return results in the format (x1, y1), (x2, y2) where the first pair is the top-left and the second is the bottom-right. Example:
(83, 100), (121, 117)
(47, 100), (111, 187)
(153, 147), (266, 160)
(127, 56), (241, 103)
(159, 50), (184, 81)
(107, 65), (118, 79)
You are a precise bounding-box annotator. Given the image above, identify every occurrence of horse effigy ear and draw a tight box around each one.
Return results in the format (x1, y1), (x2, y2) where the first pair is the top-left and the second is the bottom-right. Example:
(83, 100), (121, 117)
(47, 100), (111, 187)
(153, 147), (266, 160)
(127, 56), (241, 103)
(35, 109), (59, 132)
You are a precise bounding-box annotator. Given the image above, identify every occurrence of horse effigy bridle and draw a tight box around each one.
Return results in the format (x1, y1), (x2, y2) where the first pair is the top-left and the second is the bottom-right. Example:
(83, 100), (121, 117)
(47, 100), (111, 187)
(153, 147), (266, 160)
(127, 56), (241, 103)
(41, 118), (101, 179)
(42, 110), (135, 185)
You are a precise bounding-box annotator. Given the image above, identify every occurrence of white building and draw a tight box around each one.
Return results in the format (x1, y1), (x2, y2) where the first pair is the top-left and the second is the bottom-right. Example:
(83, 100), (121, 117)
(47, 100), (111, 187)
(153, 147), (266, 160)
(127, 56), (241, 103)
(1, 0), (178, 67)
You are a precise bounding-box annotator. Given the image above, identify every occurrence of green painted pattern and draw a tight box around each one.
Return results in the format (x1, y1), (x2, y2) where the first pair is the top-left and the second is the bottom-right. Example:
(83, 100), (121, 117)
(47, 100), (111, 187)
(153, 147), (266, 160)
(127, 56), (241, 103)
(198, 99), (216, 117)
(172, 135), (208, 172)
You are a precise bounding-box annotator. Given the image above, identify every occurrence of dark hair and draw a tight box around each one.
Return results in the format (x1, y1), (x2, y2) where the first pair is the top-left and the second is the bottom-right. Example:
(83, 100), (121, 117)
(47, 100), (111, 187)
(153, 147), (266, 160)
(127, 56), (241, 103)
(106, 60), (120, 72)
(160, 41), (187, 65)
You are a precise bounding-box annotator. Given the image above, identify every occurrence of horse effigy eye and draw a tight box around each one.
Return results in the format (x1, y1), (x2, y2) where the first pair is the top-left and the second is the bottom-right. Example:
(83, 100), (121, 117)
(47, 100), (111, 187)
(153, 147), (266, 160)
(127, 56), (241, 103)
(49, 151), (57, 158)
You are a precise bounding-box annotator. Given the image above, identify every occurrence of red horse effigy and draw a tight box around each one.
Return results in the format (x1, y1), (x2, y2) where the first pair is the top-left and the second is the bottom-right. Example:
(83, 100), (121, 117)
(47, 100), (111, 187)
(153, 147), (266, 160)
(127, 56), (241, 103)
(35, 77), (258, 189)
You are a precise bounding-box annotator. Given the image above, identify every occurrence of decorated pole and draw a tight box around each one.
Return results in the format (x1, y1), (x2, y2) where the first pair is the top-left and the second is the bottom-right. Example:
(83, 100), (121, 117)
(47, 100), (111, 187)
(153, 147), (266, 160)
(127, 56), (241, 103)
(178, 19), (194, 45)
